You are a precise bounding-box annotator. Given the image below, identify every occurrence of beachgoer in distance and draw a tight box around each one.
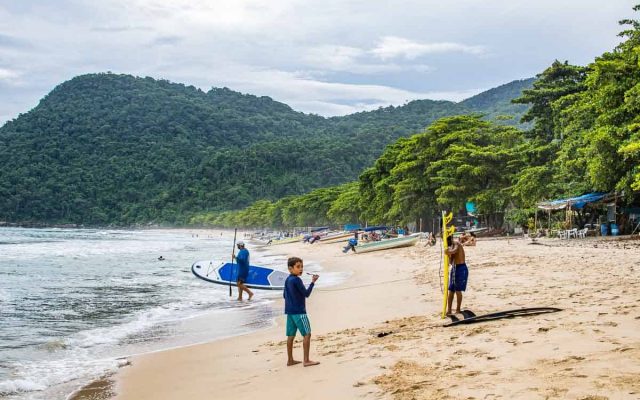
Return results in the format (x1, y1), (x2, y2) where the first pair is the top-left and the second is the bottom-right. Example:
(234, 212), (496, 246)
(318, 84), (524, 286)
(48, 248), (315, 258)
(158, 256), (165, 261)
(445, 235), (469, 315)
(342, 237), (357, 253)
(427, 232), (436, 246)
(284, 257), (320, 367)
(309, 234), (321, 244)
(461, 232), (476, 246)
(232, 241), (253, 301)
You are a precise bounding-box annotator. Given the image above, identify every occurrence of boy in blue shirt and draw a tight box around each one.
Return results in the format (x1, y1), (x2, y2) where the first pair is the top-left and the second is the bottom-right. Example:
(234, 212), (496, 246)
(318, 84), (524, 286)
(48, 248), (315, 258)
(284, 257), (319, 367)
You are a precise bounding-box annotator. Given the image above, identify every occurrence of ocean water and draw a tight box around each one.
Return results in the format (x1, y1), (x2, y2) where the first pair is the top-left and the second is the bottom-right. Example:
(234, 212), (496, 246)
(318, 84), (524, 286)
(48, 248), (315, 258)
(0, 228), (342, 400)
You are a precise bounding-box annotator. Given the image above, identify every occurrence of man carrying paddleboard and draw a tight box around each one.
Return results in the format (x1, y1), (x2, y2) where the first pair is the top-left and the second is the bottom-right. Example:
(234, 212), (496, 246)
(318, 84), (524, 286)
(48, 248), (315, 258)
(232, 241), (254, 301)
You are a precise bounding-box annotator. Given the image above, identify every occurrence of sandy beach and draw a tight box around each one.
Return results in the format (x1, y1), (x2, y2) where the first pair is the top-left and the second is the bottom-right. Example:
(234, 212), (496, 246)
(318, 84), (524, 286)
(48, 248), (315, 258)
(100, 234), (639, 400)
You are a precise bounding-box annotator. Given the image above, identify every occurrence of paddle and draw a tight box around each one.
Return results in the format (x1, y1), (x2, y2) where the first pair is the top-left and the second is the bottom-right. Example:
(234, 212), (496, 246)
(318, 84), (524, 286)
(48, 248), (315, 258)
(230, 228), (237, 297)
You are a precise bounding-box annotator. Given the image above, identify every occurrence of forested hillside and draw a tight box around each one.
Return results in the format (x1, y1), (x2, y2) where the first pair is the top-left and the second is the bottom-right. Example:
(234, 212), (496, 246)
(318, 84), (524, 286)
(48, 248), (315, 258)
(0, 73), (532, 225)
(460, 78), (535, 126)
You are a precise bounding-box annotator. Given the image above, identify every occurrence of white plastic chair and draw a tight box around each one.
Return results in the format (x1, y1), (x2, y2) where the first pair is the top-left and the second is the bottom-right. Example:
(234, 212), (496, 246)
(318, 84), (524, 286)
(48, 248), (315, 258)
(567, 228), (578, 239)
(577, 228), (588, 238)
(558, 230), (567, 239)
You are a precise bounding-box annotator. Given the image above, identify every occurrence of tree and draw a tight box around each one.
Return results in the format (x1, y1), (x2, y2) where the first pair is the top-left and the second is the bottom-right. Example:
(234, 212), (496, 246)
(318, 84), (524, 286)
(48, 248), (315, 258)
(327, 182), (362, 225)
(513, 60), (587, 142)
(556, 5), (640, 194)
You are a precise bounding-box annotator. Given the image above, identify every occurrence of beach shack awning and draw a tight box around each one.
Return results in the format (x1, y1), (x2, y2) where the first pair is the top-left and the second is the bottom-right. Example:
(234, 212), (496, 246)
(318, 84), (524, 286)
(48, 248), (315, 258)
(537, 192), (609, 211)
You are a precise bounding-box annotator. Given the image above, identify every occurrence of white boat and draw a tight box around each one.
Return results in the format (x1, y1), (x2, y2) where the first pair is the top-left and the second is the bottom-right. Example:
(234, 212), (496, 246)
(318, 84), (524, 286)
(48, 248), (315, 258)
(249, 235), (302, 246)
(269, 235), (303, 245)
(355, 233), (421, 254)
(248, 237), (272, 246)
(319, 231), (354, 243)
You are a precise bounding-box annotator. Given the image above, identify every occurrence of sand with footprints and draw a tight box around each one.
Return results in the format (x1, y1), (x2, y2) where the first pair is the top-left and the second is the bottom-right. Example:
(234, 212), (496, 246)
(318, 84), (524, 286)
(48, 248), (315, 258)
(105, 234), (639, 400)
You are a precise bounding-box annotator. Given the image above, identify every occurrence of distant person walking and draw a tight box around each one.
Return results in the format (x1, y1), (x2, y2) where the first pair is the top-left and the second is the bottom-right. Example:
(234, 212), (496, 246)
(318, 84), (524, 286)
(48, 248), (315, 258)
(284, 257), (320, 367)
(460, 232), (476, 246)
(232, 241), (253, 301)
(427, 232), (437, 246)
(342, 237), (357, 253)
(445, 235), (469, 315)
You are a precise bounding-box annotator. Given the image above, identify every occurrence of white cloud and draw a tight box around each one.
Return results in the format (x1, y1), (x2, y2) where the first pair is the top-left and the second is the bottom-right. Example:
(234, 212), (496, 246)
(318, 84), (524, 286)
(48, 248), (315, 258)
(0, 68), (21, 83)
(209, 66), (480, 116)
(371, 36), (485, 60)
(302, 44), (433, 75)
(303, 45), (365, 71)
(99, 0), (300, 33)
(227, 67), (422, 101)
(287, 100), (362, 116)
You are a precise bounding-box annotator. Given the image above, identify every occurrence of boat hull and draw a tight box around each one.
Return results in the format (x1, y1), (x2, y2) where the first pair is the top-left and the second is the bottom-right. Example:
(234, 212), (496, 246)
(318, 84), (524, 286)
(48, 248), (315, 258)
(319, 232), (354, 243)
(355, 233), (420, 254)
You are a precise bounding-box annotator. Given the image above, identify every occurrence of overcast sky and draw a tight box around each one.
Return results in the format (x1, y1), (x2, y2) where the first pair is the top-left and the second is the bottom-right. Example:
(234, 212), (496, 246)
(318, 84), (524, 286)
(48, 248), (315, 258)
(0, 1), (636, 124)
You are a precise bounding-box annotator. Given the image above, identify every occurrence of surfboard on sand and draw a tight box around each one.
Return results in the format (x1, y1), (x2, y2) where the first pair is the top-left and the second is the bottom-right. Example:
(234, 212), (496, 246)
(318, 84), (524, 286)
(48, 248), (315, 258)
(191, 260), (288, 290)
(443, 307), (562, 327)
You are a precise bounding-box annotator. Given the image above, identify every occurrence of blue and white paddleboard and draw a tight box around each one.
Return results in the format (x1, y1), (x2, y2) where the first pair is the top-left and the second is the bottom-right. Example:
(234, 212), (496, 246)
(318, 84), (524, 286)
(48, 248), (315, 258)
(191, 260), (288, 290)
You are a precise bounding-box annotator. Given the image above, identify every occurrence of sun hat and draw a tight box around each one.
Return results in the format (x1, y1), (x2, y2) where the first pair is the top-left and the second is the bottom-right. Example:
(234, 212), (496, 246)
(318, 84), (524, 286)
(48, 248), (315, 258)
(237, 241), (245, 246)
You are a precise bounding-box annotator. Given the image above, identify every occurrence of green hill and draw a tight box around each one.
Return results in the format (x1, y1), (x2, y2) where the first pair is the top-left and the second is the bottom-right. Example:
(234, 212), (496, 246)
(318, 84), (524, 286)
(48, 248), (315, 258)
(460, 78), (535, 125)
(0, 73), (532, 225)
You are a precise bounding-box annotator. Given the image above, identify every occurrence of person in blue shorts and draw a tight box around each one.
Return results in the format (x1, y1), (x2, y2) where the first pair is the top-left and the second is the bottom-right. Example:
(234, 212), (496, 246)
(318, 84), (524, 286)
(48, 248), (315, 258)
(232, 241), (253, 301)
(284, 256), (320, 367)
(445, 235), (469, 316)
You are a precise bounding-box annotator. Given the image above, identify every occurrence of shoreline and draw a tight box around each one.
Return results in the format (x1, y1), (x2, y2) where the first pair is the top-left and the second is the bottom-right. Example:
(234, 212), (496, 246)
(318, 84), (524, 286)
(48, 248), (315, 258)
(65, 231), (301, 400)
(73, 235), (639, 399)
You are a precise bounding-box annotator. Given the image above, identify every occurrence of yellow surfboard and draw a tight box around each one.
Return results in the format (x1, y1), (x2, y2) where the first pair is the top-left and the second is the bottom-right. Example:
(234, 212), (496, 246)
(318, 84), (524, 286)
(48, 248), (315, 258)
(441, 211), (456, 319)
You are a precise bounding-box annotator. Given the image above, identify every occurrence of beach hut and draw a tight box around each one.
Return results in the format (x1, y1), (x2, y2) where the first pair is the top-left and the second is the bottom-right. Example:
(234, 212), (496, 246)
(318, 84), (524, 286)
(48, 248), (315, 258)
(536, 192), (616, 235)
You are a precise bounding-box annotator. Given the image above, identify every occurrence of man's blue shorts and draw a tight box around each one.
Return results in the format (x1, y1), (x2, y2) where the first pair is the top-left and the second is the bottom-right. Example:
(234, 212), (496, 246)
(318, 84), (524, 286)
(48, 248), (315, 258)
(449, 263), (468, 291)
(286, 314), (311, 337)
(237, 266), (249, 283)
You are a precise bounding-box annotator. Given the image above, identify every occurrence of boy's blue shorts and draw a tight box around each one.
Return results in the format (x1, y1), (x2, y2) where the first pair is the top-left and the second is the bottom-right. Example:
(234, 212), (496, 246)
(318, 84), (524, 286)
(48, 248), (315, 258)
(286, 314), (311, 337)
(449, 264), (468, 291)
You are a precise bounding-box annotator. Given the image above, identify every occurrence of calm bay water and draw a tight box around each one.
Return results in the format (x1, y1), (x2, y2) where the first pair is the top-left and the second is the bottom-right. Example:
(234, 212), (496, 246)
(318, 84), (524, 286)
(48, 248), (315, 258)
(0, 228), (338, 400)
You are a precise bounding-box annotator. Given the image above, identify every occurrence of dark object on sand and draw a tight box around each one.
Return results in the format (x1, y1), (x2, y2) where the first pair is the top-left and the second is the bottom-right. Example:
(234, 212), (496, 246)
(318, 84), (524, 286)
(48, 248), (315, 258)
(444, 307), (562, 327)
(447, 309), (476, 322)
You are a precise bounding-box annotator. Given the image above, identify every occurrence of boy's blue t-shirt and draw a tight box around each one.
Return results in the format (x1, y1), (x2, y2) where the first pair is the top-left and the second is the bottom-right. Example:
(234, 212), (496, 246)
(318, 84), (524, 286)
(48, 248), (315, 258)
(235, 248), (249, 279)
(283, 275), (314, 314)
